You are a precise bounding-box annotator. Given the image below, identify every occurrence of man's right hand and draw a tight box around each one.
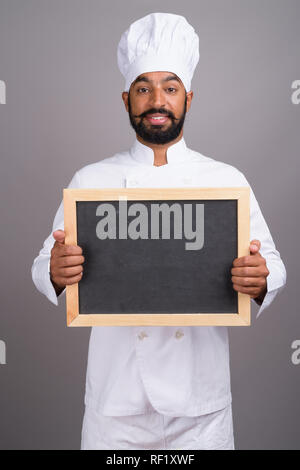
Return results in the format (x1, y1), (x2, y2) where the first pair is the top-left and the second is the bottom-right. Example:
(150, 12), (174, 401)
(50, 230), (84, 296)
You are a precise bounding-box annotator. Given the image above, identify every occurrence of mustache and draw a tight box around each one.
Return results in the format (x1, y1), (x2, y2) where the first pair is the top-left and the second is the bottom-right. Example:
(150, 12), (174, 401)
(133, 108), (180, 121)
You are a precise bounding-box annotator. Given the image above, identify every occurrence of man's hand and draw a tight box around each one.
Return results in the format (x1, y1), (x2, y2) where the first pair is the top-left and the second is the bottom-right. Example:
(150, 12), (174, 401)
(231, 239), (269, 304)
(50, 230), (84, 296)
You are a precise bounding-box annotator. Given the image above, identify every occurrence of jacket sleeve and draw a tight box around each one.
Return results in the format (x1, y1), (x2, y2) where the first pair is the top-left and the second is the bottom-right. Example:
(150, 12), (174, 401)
(239, 172), (287, 318)
(31, 171), (81, 306)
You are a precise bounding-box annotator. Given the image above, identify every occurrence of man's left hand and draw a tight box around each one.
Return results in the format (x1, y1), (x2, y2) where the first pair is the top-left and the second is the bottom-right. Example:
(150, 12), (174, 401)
(231, 239), (269, 304)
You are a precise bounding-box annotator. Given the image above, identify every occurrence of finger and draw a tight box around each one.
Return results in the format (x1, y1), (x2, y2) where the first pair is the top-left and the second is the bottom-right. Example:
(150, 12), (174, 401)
(231, 276), (266, 288)
(53, 230), (66, 244)
(232, 255), (261, 267)
(57, 265), (84, 278)
(63, 273), (83, 285)
(250, 239), (261, 254)
(231, 266), (267, 277)
(56, 255), (85, 267)
(232, 284), (262, 297)
(55, 244), (83, 256)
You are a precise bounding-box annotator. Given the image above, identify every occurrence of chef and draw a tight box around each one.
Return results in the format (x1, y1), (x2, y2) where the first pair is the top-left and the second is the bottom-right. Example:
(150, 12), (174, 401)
(31, 12), (286, 450)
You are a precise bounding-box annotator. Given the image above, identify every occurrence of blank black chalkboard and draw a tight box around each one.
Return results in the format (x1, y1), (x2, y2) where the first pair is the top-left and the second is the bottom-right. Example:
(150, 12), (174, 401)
(76, 199), (237, 314)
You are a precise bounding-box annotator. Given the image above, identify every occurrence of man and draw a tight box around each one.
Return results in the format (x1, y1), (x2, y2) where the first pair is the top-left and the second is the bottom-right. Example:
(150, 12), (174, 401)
(32, 13), (286, 450)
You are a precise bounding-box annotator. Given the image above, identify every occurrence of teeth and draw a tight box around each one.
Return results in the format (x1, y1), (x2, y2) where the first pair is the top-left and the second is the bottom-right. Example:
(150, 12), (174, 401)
(151, 116), (166, 120)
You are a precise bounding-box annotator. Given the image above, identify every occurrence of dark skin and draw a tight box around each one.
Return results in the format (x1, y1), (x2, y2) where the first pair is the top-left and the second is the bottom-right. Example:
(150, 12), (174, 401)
(50, 71), (269, 303)
(122, 71), (193, 166)
(50, 230), (83, 296)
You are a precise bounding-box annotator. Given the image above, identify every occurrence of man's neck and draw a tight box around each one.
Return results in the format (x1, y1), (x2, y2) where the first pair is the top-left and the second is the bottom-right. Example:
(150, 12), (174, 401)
(136, 132), (183, 167)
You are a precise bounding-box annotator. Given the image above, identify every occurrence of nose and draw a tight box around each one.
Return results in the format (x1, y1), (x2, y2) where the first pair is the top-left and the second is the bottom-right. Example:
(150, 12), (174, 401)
(149, 87), (166, 109)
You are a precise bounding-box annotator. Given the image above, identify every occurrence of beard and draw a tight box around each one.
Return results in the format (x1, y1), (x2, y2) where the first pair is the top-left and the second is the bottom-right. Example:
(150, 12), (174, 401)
(127, 94), (187, 145)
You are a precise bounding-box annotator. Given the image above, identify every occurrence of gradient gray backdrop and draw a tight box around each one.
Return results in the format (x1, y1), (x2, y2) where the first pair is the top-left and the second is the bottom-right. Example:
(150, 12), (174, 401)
(0, 0), (299, 449)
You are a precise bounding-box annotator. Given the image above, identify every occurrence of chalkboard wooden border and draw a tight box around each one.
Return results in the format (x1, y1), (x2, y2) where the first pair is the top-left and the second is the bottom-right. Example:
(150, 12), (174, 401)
(64, 188), (250, 327)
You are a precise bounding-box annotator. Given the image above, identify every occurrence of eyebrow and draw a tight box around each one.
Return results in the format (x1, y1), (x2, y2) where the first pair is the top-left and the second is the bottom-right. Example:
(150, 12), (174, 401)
(133, 74), (182, 86)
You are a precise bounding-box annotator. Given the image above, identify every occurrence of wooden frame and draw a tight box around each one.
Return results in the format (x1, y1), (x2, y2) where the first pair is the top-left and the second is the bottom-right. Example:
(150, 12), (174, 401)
(64, 187), (250, 327)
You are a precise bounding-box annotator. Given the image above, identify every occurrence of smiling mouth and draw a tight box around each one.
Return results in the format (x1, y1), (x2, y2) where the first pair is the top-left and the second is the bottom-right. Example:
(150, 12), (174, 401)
(145, 114), (170, 125)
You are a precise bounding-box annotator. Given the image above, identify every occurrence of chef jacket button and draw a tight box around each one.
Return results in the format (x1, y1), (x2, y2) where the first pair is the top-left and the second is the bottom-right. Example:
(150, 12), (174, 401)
(129, 179), (139, 187)
(138, 331), (148, 340)
(175, 330), (184, 339)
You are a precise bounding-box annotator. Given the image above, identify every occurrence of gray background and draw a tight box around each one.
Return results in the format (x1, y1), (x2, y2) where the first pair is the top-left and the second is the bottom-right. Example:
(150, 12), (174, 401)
(0, 0), (299, 449)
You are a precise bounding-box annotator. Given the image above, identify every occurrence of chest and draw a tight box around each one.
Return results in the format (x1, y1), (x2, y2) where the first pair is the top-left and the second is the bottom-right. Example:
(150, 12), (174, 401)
(80, 162), (241, 189)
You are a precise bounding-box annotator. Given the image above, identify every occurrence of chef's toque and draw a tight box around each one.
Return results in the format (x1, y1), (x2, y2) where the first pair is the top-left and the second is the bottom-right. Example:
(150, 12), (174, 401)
(117, 12), (200, 92)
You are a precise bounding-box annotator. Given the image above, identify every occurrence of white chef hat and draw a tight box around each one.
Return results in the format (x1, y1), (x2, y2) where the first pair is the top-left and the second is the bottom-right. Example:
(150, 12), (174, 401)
(117, 12), (199, 92)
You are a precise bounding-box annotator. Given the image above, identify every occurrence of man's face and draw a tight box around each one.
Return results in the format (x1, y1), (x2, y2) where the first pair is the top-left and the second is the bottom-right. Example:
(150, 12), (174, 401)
(123, 71), (192, 145)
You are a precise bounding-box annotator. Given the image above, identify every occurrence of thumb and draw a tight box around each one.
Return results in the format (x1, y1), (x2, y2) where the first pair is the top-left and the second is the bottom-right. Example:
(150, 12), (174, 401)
(53, 230), (65, 244)
(250, 239), (261, 254)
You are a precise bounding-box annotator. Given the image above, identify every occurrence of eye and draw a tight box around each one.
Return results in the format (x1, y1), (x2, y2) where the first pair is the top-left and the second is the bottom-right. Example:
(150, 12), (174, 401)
(138, 87), (149, 93)
(167, 87), (177, 93)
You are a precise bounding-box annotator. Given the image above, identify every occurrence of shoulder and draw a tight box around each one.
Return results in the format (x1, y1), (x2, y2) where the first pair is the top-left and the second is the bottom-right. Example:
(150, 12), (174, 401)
(188, 147), (249, 185)
(70, 150), (135, 187)
(78, 151), (131, 176)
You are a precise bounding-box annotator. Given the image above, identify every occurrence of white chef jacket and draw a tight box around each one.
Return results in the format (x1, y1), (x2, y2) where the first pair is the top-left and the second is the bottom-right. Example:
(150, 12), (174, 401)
(31, 136), (286, 417)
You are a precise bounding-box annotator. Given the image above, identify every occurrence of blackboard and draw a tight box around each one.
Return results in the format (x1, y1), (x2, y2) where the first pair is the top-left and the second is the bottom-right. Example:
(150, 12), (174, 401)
(64, 188), (250, 326)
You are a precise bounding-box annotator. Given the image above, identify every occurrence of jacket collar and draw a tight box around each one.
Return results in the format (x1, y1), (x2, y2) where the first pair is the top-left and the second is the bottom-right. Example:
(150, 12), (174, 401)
(130, 136), (190, 166)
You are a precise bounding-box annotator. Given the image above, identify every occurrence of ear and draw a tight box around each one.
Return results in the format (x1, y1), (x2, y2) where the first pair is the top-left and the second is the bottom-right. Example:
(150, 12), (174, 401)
(186, 91), (193, 113)
(122, 91), (129, 112)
